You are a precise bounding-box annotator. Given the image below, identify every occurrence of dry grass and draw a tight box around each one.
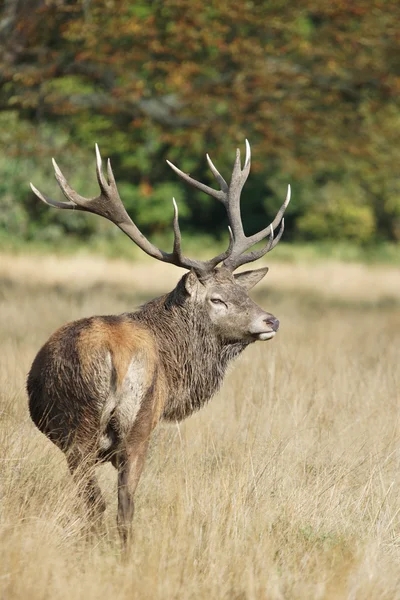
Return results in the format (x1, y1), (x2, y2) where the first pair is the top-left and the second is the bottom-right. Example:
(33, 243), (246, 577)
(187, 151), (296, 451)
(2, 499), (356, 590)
(0, 253), (399, 599)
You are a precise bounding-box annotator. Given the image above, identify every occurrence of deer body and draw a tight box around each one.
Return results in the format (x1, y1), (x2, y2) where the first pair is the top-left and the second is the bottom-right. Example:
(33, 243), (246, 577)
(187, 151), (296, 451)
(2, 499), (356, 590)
(27, 142), (290, 546)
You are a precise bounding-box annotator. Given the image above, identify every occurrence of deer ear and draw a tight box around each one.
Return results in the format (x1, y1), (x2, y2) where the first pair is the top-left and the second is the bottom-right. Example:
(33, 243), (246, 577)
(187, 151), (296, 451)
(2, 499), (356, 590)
(184, 270), (200, 295)
(234, 267), (269, 290)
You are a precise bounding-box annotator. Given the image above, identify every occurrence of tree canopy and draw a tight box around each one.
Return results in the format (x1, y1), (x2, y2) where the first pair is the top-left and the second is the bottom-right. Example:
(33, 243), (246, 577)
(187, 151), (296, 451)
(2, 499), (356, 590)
(1, 0), (399, 245)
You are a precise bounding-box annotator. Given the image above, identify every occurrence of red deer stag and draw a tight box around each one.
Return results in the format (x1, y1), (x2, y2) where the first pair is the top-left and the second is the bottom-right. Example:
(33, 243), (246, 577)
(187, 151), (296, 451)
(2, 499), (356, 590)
(27, 141), (290, 546)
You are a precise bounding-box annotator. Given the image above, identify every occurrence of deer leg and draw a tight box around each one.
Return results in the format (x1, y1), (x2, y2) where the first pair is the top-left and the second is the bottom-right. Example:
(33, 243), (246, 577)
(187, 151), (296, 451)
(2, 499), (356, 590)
(113, 373), (159, 548)
(66, 448), (106, 521)
(116, 436), (150, 548)
(115, 400), (155, 548)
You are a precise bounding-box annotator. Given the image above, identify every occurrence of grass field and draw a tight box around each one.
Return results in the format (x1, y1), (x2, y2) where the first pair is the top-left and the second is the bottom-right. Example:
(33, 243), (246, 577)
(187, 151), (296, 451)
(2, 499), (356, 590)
(1, 253), (399, 599)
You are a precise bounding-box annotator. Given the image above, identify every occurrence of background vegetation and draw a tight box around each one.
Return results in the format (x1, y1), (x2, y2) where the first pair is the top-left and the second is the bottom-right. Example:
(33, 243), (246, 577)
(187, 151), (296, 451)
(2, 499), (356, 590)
(1, 0), (400, 253)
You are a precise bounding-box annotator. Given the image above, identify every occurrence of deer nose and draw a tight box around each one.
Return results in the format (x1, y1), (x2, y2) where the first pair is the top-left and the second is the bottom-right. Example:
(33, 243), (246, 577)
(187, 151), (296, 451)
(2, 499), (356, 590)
(265, 316), (280, 331)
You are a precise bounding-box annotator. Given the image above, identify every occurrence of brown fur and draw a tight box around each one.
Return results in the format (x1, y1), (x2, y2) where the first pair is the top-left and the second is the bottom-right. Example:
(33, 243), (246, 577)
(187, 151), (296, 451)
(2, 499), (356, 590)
(77, 317), (157, 390)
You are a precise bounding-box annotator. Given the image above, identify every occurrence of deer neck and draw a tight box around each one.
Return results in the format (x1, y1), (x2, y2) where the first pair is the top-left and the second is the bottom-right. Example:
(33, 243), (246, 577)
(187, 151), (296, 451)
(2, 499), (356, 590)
(131, 290), (248, 422)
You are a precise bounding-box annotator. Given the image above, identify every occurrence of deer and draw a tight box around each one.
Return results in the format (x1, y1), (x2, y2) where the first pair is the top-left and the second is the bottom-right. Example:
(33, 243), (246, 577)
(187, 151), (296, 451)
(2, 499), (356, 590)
(27, 140), (290, 547)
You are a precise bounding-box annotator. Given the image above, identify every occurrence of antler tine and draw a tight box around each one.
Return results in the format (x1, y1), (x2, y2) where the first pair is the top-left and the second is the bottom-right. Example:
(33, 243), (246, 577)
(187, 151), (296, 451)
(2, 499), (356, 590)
(206, 153), (228, 194)
(205, 226), (234, 270)
(244, 139), (251, 169)
(270, 218), (285, 250)
(245, 184), (291, 248)
(106, 157), (117, 188)
(223, 185), (290, 271)
(166, 159), (226, 203)
(172, 198), (183, 258)
(30, 182), (76, 210)
(95, 143), (109, 192)
(52, 158), (90, 208)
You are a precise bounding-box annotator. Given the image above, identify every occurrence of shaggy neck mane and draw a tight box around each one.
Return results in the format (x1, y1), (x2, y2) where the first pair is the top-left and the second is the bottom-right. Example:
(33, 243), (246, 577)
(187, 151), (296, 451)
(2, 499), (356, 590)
(129, 278), (248, 421)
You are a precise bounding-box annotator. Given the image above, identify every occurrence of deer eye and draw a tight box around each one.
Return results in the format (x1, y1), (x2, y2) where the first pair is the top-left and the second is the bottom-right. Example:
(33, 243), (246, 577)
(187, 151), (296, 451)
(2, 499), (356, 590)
(210, 297), (226, 306)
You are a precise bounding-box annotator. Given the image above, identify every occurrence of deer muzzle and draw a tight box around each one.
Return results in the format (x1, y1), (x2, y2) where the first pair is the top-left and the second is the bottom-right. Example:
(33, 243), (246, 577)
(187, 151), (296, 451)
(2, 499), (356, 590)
(249, 314), (280, 341)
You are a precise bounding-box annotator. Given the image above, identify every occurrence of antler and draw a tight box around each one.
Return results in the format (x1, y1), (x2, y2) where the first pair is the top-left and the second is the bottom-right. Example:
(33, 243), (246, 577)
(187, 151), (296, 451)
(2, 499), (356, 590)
(30, 145), (233, 276)
(167, 140), (291, 271)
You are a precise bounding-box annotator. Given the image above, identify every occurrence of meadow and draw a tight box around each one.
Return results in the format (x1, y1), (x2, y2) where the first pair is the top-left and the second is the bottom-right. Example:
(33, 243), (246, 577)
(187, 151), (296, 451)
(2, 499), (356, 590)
(0, 252), (399, 599)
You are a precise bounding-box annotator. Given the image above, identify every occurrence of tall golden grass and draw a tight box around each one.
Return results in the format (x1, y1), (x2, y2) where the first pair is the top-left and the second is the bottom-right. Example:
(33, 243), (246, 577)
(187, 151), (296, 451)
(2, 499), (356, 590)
(1, 253), (399, 599)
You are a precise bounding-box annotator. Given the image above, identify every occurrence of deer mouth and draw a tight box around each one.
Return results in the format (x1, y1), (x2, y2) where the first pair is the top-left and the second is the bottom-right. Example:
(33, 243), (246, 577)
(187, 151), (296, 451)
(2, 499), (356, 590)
(252, 330), (276, 341)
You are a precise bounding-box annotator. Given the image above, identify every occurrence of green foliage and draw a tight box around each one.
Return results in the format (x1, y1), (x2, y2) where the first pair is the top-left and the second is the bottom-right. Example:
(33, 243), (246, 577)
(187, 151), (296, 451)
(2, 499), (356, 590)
(0, 0), (400, 248)
(0, 113), (100, 242)
(118, 181), (187, 232)
(297, 182), (375, 243)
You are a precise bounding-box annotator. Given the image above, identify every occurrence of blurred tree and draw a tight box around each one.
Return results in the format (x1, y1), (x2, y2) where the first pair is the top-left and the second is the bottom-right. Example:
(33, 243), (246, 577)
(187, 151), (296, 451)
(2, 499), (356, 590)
(297, 181), (375, 242)
(0, 0), (399, 243)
